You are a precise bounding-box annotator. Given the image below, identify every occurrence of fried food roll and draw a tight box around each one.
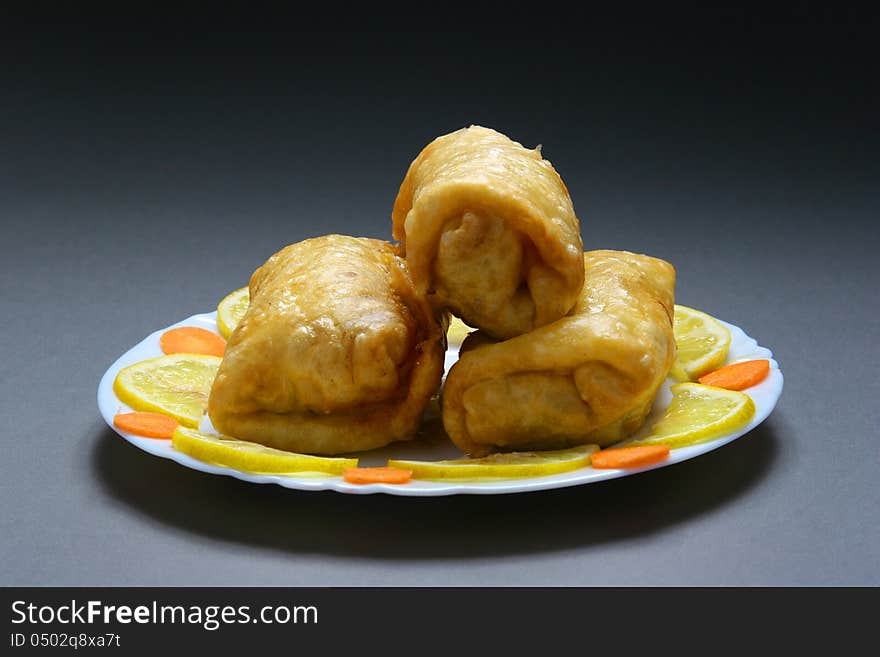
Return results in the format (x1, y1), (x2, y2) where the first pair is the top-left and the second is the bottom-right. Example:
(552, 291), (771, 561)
(391, 125), (584, 340)
(208, 235), (447, 455)
(442, 250), (676, 456)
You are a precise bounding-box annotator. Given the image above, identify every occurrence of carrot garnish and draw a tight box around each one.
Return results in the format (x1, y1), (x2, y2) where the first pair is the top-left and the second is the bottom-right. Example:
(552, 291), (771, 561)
(591, 445), (670, 470)
(343, 466), (413, 485)
(698, 359), (769, 390)
(160, 326), (226, 357)
(113, 412), (179, 439)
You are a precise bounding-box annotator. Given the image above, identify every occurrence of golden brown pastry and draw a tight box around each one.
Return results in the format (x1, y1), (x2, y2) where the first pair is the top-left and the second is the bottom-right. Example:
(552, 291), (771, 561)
(392, 125), (584, 340)
(442, 250), (676, 456)
(208, 235), (446, 455)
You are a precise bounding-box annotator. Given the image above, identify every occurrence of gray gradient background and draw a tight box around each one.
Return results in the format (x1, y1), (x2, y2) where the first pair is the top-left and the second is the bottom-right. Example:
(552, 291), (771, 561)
(2, 16), (878, 585)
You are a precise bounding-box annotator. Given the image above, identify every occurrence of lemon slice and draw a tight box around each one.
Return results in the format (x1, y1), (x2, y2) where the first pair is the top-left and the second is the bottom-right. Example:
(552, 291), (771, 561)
(217, 287), (249, 339)
(388, 444), (598, 480)
(671, 304), (732, 380)
(446, 316), (475, 346)
(172, 426), (358, 474)
(113, 354), (220, 427)
(630, 382), (755, 449)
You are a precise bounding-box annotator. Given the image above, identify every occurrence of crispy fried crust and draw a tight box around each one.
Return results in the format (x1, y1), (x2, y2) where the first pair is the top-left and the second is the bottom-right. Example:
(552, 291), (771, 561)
(208, 235), (446, 454)
(392, 126), (584, 340)
(442, 250), (676, 456)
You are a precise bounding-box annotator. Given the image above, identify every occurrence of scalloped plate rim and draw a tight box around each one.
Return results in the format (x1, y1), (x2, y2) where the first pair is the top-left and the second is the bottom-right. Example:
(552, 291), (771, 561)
(97, 311), (783, 496)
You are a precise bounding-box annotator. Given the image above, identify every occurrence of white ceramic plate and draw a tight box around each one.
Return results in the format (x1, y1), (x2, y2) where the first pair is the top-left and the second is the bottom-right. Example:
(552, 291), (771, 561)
(98, 311), (783, 496)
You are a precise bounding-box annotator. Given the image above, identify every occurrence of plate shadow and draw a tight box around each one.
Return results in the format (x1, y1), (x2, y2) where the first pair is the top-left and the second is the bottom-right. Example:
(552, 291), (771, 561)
(91, 419), (781, 560)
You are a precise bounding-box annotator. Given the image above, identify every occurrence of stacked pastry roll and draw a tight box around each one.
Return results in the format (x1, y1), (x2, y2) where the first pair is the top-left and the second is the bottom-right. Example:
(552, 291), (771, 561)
(392, 126), (585, 340)
(393, 126), (676, 455)
(441, 250), (676, 456)
(208, 125), (675, 458)
(208, 235), (446, 455)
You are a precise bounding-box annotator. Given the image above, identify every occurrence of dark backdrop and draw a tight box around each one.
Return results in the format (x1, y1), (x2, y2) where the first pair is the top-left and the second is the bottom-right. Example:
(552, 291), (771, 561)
(1, 9), (877, 585)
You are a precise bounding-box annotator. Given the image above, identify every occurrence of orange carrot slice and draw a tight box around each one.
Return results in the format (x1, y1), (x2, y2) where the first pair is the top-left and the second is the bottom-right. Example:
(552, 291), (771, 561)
(343, 466), (413, 485)
(591, 445), (670, 469)
(113, 412), (179, 439)
(698, 359), (769, 390)
(160, 327), (226, 357)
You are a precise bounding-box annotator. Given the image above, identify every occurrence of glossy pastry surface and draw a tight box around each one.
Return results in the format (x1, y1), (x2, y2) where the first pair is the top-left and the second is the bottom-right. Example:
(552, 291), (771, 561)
(392, 125), (584, 340)
(208, 235), (446, 455)
(442, 250), (676, 456)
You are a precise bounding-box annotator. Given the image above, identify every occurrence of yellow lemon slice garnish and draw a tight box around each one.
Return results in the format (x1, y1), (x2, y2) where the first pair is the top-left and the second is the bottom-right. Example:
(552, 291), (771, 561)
(630, 382), (755, 449)
(113, 354), (220, 427)
(172, 426), (358, 475)
(217, 286), (249, 340)
(671, 304), (732, 381)
(388, 444), (598, 480)
(446, 316), (475, 346)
